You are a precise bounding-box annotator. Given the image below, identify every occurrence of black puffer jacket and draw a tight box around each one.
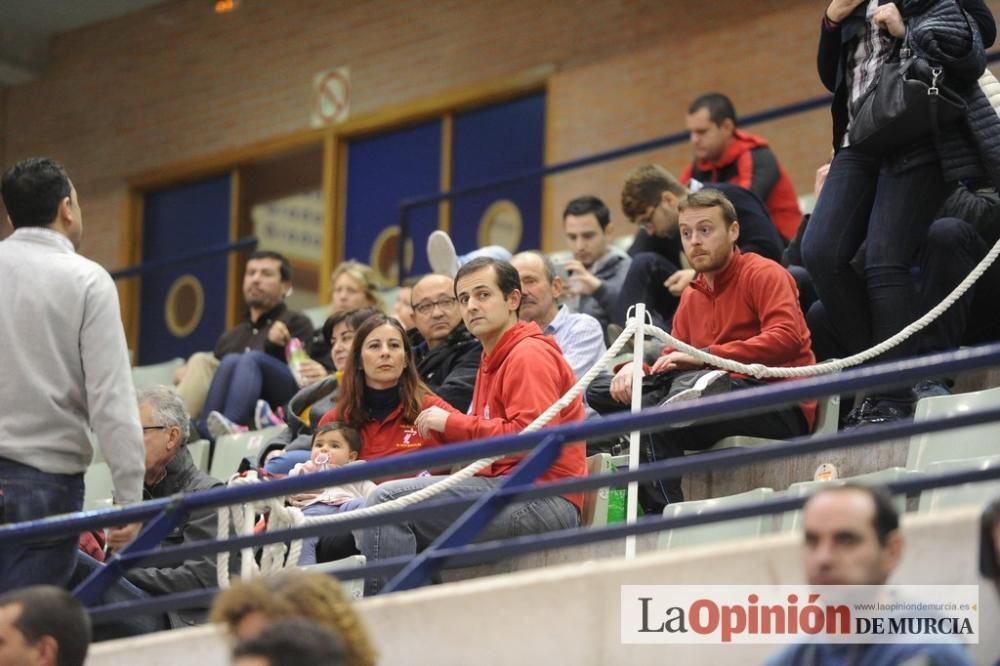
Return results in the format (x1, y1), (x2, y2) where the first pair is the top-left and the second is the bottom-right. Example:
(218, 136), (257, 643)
(414, 324), (482, 413)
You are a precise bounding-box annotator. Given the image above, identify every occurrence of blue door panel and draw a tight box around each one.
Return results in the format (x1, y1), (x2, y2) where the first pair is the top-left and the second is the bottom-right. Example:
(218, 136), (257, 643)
(139, 175), (231, 364)
(344, 120), (442, 283)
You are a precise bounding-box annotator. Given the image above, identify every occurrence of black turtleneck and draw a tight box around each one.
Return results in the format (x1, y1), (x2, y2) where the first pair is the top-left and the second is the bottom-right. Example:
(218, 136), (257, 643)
(365, 384), (401, 422)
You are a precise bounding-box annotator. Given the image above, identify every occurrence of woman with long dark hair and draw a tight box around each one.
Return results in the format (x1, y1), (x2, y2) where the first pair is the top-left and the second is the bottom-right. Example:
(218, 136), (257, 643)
(316, 313), (455, 462)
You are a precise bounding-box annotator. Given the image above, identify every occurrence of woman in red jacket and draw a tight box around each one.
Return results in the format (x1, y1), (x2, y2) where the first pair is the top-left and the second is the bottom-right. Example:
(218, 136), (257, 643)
(317, 314), (454, 463)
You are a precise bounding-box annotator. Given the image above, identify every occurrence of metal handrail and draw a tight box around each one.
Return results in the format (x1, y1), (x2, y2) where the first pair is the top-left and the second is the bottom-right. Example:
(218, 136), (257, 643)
(4, 342), (1000, 617)
(395, 51), (1000, 280)
(109, 236), (258, 281)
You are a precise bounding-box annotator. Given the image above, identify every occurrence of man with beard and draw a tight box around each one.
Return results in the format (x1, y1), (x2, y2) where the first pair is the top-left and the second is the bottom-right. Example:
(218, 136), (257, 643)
(183, 251), (314, 438)
(588, 189), (814, 511)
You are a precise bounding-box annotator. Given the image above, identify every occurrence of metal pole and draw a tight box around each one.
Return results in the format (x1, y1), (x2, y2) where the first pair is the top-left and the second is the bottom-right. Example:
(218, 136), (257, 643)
(625, 303), (645, 559)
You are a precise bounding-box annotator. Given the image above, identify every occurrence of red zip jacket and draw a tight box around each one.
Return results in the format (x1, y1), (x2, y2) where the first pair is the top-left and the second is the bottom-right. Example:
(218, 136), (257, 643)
(668, 249), (817, 429)
(318, 394), (452, 463)
(441, 321), (587, 511)
(681, 129), (802, 242)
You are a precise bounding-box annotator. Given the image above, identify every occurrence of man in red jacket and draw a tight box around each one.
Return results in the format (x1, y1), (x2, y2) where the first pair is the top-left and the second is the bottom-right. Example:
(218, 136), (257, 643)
(588, 189), (815, 512)
(356, 257), (586, 595)
(683, 93), (802, 242)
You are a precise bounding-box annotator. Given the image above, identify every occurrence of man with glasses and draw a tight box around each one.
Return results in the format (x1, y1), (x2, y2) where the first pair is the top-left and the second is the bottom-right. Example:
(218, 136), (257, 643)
(410, 273), (482, 413)
(614, 164), (784, 329)
(71, 385), (226, 639)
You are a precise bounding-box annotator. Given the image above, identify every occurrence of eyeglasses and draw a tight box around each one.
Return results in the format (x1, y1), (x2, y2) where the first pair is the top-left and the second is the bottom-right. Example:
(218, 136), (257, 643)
(142, 425), (168, 432)
(413, 296), (458, 316)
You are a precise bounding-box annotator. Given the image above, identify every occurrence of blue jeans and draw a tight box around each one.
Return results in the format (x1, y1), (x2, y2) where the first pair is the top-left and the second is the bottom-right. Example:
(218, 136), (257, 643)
(0, 457), (84, 594)
(355, 476), (580, 595)
(198, 351), (299, 437)
(300, 502), (351, 566)
(801, 147), (948, 360)
(70, 552), (168, 641)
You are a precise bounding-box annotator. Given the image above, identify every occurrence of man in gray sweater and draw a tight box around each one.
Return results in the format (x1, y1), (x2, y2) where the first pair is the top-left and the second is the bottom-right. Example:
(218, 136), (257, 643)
(0, 158), (145, 594)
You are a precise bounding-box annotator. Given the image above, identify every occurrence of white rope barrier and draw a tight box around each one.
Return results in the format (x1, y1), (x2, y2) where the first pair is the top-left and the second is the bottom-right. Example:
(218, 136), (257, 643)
(216, 318), (640, 587)
(644, 233), (1000, 379)
(216, 231), (1000, 586)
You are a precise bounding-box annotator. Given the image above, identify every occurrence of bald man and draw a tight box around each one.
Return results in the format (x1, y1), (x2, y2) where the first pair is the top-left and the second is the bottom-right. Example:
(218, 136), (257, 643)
(410, 274), (482, 412)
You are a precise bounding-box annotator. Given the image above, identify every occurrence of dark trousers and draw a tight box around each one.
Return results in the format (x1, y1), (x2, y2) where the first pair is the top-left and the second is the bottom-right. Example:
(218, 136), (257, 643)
(807, 216), (1000, 361)
(198, 351), (299, 437)
(612, 252), (680, 328)
(586, 374), (808, 514)
(0, 457), (84, 594)
(802, 147), (948, 361)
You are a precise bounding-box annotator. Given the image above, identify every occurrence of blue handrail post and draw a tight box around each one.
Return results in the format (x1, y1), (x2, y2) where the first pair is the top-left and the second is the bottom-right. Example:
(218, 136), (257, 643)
(74, 501), (191, 606)
(383, 433), (566, 593)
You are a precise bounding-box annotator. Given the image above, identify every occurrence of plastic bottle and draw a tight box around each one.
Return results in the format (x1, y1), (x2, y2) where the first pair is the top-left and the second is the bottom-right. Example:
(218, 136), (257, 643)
(285, 338), (309, 386)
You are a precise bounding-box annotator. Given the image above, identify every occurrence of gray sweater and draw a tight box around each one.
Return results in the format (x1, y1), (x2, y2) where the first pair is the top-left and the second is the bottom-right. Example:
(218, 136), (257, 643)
(0, 228), (145, 503)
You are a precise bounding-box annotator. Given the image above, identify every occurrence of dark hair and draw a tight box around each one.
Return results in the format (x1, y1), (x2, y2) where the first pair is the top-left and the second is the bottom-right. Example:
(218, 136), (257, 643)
(454, 257), (521, 299)
(620, 164), (687, 222)
(336, 313), (430, 431)
(562, 195), (610, 230)
(322, 307), (380, 346)
(809, 484), (900, 546)
(1, 158), (72, 229)
(232, 618), (348, 666)
(688, 92), (738, 127)
(0, 585), (91, 666)
(249, 250), (292, 282)
(677, 189), (739, 227)
(980, 497), (1000, 579)
(454, 257), (522, 317)
(312, 422), (363, 455)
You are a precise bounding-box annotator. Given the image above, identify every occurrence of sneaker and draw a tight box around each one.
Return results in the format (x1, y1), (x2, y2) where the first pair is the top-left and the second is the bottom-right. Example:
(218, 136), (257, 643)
(846, 397), (914, 429)
(842, 395), (875, 429)
(660, 369), (731, 405)
(912, 378), (951, 400)
(254, 400), (285, 430)
(427, 230), (460, 278)
(207, 410), (247, 440)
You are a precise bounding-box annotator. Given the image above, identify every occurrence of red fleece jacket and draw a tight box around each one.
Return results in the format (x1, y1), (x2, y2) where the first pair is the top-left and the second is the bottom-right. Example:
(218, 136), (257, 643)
(667, 249), (817, 429)
(318, 394), (453, 463)
(681, 129), (802, 242)
(442, 321), (587, 511)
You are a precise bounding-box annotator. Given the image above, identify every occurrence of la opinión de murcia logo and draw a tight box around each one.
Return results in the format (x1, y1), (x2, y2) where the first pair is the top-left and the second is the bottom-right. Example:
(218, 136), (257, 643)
(620, 586), (979, 645)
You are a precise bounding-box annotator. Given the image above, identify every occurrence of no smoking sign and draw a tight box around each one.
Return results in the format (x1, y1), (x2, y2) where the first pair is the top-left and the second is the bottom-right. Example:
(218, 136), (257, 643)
(310, 66), (351, 128)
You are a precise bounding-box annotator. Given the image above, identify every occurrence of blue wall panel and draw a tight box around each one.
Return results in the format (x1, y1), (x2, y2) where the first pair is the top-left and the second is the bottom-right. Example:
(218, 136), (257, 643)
(139, 175), (231, 365)
(450, 92), (546, 257)
(344, 120), (442, 284)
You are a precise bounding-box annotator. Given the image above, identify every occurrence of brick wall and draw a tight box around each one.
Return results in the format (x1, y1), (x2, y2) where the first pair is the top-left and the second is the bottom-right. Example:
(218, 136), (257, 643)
(2, 0), (998, 264)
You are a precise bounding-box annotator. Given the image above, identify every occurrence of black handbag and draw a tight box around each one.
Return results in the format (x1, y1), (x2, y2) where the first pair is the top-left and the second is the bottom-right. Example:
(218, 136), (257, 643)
(848, 37), (967, 155)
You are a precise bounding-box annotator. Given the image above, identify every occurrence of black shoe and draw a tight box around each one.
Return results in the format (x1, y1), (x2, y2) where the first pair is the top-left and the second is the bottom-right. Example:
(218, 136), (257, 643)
(842, 396), (875, 429)
(848, 397), (914, 428)
(912, 378), (951, 400)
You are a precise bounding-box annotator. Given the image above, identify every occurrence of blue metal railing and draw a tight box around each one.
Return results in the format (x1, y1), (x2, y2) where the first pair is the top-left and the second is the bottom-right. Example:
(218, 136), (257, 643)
(109, 236), (258, 281)
(3, 342), (1000, 622)
(396, 51), (1000, 281)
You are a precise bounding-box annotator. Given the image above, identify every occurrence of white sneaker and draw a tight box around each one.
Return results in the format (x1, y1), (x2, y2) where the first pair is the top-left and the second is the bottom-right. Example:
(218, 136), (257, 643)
(207, 410), (246, 440)
(427, 230), (460, 278)
(661, 369), (731, 405)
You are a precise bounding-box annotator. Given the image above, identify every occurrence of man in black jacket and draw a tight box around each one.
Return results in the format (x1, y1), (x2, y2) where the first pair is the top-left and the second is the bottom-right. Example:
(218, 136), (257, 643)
(72, 386), (228, 640)
(410, 274), (482, 413)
